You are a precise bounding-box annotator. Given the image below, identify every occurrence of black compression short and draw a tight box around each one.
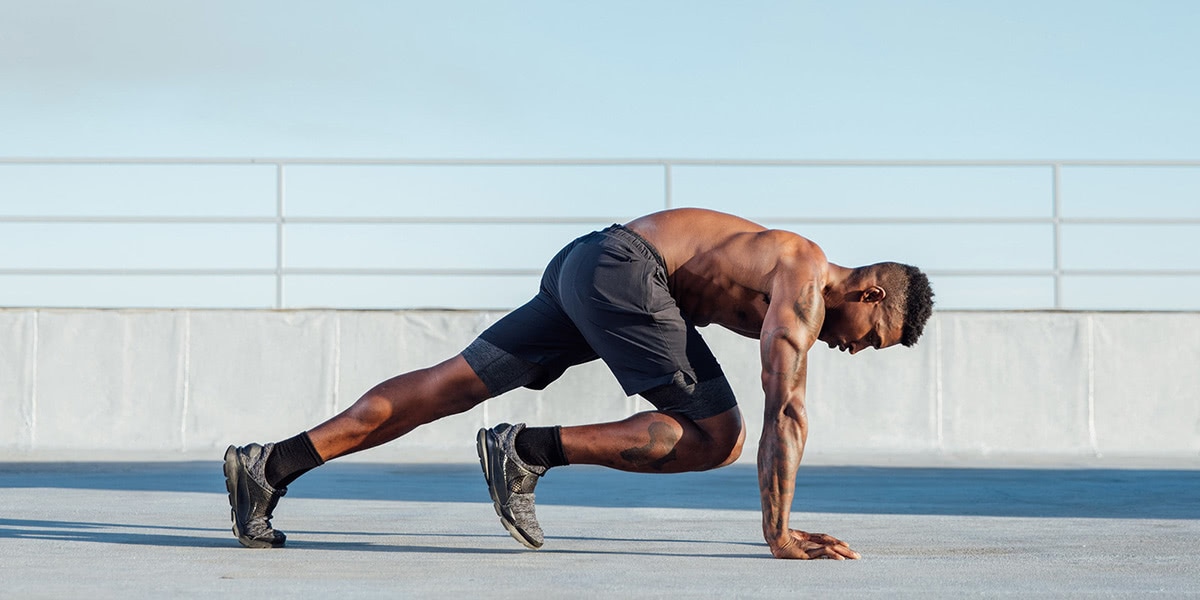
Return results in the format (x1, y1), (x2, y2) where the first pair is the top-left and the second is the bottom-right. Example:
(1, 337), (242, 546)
(462, 224), (737, 421)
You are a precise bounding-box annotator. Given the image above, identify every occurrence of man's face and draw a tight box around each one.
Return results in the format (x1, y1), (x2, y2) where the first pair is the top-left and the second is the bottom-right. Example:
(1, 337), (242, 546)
(818, 289), (902, 355)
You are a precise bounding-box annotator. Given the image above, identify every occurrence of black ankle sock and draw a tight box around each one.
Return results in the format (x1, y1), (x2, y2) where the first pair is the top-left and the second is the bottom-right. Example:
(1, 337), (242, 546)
(265, 431), (325, 489)
(514, 426), (569, 469)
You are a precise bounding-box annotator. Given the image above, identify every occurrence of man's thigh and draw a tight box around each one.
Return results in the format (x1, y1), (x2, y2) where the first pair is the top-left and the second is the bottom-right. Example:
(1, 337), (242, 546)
(638, 327), (736, 422)
(464, 294), (598, 395)
(557, 240), (727, 401)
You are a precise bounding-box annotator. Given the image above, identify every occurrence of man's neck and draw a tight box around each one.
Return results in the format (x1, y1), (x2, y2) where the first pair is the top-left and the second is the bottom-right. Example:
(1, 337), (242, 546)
(823, 263), (855, 302)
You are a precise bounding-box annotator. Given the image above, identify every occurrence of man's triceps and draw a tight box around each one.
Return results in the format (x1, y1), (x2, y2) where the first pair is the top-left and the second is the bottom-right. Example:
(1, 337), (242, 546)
(760, 326), (804, 378)
(759, 280), (821, 370)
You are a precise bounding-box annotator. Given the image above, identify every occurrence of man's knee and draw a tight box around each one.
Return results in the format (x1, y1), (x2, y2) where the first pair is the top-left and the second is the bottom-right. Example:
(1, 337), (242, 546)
(641, 374), (742, 469)
(713, 418), (745, 468)
(367, 356), (489, 420)
(432, 355), (493, 413)
(460, 338), (546, 398)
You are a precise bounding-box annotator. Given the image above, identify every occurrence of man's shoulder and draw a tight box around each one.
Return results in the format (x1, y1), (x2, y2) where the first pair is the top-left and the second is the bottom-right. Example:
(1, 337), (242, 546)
(629, 209), (828, 277)
(630, 208), (765, 233)
(755, 229), (828, 270)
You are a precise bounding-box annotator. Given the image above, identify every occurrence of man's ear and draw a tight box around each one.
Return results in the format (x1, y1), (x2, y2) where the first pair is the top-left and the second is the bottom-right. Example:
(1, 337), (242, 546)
(861, 285), (886, 303)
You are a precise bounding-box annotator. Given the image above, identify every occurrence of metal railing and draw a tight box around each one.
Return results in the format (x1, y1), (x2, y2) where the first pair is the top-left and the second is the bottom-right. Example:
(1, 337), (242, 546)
(2, 157), (1199, 310)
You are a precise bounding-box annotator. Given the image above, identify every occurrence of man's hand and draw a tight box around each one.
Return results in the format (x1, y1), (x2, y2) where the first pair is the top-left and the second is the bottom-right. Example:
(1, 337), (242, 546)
(769, 529), (861, 560)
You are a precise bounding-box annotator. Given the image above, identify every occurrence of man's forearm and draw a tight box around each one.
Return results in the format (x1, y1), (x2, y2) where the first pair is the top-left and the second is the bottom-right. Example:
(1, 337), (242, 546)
(756, 306), (814, 551)
(757, 402), (807, 546)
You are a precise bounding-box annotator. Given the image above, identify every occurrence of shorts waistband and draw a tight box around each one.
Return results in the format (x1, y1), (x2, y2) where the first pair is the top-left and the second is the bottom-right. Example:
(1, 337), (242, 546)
(600, 224), (667, 270)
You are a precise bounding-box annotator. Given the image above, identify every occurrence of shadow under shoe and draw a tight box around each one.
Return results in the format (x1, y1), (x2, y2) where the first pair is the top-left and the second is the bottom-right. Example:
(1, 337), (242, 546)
(224, 443), (287, 548)
(477, 422), (547, 549)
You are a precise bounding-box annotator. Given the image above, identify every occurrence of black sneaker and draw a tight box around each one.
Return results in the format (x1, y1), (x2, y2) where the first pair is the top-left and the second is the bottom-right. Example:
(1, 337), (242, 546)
(223, 443), (287, 548)
(477, 423), (547, 549)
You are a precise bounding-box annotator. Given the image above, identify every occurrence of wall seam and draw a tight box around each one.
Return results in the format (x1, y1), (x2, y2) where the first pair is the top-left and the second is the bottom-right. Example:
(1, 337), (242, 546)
(331, 315), (342, 417)
(1086, 314), (1100, 457)
(180, 311), (192, 452)
(29, 310), (40, 450)
(934, 315), (944, 453)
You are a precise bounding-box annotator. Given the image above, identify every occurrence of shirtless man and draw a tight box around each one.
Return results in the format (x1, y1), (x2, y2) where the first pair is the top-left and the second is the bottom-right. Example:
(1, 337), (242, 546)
(224, 208), (934, 560)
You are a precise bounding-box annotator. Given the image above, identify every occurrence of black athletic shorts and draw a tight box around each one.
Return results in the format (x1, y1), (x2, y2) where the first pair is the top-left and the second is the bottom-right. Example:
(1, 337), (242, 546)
(462, 224), (736, 421)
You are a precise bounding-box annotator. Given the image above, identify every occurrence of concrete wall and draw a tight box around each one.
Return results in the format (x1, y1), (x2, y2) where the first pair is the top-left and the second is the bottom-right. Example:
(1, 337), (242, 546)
(1, 309), (1197, 461)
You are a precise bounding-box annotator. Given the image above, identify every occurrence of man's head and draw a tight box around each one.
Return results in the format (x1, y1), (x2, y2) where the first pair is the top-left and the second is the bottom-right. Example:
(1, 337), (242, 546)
(819, 262), (934, 354)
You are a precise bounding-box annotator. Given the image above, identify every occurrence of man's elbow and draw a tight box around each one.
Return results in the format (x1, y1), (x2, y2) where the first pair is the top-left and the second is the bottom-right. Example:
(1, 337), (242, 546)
(783, 403), (807, 425)
(766, 400), (808, 433)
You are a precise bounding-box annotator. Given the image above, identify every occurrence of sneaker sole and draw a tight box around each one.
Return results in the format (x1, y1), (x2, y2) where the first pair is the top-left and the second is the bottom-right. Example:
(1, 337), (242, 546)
(476, 429), (542, 550)
(223, 445), (284, 549)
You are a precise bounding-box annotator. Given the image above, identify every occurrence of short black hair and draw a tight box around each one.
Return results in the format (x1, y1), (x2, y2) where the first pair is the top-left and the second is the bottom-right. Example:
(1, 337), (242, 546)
(871, 262), (935, 347)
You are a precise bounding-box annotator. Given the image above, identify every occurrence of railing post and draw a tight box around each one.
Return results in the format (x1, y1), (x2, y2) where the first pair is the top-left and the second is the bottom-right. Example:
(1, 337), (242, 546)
(664, 162), (673, 209)
(275, 162), (286, 309)
(1052, 163), (1063, 309)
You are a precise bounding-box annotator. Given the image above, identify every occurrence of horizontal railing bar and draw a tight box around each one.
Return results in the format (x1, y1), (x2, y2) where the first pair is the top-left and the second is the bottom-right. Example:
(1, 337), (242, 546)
(1053, 269), (1200, 277)
(0, 216), (630, 225)
(0, 268), (542, 276)
(930, 269), (1200, 277)
(4, 268), (1200, 277)
(655, 159), (1200, 168)
(281, 216), (621, 224)
(286, 268), (542, 276)
(4, 216), (1200, 225)
(1054, 218), (1200, 225)
(0, 216), (280, 224)
(5, 158), (1200, 167)
(759, 217), (1200, 226)
(0, 158), (666, 166)
(0, 268), (281, 276)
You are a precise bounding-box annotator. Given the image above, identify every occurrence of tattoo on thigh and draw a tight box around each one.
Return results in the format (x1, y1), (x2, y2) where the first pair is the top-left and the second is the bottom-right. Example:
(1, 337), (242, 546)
(619, 422), (680, 471)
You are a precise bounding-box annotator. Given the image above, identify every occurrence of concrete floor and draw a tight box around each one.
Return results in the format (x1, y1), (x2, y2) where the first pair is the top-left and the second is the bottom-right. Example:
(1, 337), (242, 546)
(2, 458), (1198, 598)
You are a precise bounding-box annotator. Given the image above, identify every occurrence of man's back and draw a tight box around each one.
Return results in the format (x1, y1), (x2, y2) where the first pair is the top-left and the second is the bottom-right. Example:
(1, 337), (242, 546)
(626, 208), (830, 337)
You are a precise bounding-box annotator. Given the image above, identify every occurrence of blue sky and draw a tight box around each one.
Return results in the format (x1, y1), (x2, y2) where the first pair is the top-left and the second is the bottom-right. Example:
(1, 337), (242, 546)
(4, 0), (1199, 159)
(1, 1), (1198, 310)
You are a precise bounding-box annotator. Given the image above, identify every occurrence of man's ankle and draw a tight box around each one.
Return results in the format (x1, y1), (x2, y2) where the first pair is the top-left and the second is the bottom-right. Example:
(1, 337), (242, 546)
(514, 425), (569, 470)
(264, 431), (325, 488)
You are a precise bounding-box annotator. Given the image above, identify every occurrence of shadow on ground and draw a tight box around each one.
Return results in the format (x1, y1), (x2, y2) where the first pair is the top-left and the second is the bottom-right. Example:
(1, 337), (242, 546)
(0, 515), (772, 558)
(1, 461), (1197, 520)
